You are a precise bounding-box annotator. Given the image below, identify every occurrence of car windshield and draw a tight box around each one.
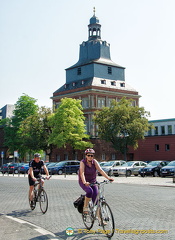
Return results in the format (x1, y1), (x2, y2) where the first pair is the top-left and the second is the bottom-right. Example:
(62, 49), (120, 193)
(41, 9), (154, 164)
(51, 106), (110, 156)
(121, 162), (134, 167)
(55, 162), (66, 167)
(147, 161), (161, 167)
(167, 161), (175, 166)
(103, 161), (115, 167)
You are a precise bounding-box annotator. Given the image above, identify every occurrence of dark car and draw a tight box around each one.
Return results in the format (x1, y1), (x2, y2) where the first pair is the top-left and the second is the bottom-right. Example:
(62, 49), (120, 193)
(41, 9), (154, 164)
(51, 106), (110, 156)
(160, 161), (175, 177)
(8, 163), (25, 174)
(46, 162), (58, 174)
(19, 163), (29, 174)
(0, 163), (11, 174)
(51, 160), (80, 175)
(139, 161), (168, 177)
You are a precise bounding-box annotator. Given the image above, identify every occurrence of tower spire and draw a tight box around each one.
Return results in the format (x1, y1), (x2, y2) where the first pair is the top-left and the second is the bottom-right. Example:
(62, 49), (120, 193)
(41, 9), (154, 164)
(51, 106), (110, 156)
(93, 7), (96, 16)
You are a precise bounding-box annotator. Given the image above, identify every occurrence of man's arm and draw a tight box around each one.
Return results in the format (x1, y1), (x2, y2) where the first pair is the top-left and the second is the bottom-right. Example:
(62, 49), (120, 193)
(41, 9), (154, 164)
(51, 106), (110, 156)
(43, 165), (49, 177)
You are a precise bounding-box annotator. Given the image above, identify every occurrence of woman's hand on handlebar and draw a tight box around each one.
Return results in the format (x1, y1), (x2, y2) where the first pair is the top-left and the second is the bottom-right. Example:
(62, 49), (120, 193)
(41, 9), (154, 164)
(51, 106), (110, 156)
(108, 177), (114, 182)
(84, 182), (90, 186)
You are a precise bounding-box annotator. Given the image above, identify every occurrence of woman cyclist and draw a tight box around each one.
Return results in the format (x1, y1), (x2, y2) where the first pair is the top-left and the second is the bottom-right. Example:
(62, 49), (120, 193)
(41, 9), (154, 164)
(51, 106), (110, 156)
(79, 148), (114, 214)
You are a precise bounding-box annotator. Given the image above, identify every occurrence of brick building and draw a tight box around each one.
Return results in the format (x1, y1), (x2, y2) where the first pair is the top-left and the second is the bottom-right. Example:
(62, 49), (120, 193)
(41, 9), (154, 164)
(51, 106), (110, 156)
(51, 10), (140, 162)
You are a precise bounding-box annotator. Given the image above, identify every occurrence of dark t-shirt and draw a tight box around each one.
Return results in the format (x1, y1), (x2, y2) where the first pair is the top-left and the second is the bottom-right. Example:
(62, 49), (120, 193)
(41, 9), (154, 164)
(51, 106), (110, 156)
(29, 159), (44, 177)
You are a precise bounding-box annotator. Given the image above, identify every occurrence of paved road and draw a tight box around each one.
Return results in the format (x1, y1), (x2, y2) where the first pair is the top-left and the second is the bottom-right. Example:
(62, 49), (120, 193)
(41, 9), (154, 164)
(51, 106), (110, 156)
(0, 174), (175, 240)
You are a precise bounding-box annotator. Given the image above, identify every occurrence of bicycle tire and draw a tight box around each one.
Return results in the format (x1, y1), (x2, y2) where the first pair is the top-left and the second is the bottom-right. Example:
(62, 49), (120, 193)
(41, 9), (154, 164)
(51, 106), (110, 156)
(100, 201), (115, 238)
(82, 203), (94, 230)
(39, 189), (48, 214)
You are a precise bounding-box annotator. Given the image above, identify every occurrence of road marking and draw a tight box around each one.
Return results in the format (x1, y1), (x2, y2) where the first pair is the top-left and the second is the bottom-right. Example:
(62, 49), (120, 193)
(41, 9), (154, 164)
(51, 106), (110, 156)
(4, 214), (60, 239)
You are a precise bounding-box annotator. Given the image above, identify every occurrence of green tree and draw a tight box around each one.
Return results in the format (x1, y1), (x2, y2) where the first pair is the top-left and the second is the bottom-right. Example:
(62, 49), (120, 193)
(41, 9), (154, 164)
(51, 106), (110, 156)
(93, 97), (152, 160)
(19, 106), (52, 158)
(48, 98), (92, 152)
(2, 94), (38, 158)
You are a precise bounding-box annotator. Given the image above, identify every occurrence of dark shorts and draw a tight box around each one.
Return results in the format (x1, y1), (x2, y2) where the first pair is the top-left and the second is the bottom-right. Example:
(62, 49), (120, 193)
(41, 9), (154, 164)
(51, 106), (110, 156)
(28, 174), (41, 186)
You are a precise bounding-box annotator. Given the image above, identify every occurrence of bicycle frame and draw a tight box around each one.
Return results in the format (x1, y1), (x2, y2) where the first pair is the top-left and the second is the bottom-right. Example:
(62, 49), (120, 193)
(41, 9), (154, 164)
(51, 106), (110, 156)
(89, 180), (109, 216)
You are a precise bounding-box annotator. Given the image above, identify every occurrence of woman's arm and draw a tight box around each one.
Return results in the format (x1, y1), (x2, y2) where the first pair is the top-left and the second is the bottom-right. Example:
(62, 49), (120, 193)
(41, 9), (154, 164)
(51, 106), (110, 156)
(94, 160), (114, 181)
(79, 161), (90, 186)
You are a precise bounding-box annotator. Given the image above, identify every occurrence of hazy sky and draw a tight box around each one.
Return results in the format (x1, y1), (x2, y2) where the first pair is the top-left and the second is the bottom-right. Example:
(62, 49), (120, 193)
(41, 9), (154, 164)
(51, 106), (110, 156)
(0, 0), (175, 120)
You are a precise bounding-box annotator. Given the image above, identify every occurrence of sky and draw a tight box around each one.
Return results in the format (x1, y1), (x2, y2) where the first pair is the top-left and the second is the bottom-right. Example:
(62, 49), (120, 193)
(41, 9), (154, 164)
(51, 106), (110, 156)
(0, 0), (175, 120)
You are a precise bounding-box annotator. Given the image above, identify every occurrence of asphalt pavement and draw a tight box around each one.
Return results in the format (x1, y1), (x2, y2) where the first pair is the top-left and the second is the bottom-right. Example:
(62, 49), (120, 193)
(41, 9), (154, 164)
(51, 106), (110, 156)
(0, 173), (175, 240)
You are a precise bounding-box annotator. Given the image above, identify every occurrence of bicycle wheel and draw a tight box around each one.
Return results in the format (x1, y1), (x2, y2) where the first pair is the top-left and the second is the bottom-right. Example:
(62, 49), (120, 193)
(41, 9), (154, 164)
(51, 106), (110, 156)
(82, 203), (94, 230)
(39, 189), (48, 214)
(100, 201), (115, 238)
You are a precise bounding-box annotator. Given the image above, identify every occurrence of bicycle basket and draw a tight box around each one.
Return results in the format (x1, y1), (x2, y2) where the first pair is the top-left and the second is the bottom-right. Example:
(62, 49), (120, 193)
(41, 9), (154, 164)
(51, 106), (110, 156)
(73, 195), (85, 213)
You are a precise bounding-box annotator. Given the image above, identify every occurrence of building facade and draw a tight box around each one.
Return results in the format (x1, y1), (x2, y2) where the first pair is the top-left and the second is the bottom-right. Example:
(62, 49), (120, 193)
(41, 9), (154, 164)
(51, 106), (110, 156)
(51, 10), (140, 161)
(131, 119), (175, 161)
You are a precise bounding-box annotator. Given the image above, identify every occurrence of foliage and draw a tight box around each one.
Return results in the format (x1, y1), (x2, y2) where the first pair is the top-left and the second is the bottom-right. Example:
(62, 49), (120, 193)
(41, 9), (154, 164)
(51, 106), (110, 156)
(48, 98), (92, 150)
(2, 94), (38, 157)
(94, 97), (152, 157)
(19, 106), (52, 153)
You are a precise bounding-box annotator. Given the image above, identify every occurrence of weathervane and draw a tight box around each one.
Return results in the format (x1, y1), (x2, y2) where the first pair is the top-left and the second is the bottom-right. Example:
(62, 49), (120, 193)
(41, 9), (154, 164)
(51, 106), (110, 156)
(93, 7), (96, 16)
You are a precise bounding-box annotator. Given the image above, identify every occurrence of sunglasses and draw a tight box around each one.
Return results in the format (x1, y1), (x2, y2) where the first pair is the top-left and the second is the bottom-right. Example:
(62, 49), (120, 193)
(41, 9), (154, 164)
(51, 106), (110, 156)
(87, 155), (94, 157)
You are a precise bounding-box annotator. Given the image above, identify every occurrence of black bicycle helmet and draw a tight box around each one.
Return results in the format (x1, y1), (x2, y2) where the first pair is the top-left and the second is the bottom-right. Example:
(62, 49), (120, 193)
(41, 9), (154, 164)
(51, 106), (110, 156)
(34, 153), (41, 158)
(84, 148), (95, 155)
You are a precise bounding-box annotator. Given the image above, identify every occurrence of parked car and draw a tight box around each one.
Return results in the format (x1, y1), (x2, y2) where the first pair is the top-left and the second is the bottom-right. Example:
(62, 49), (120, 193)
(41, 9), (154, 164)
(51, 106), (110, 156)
(19, 163), (29, 174)
(8, 163), (25, 174)
(113, 161), (147, 177)
(160, 161), (175, 177)
(0, 163), (11, 174)
(100, 160), (126, 176)
(139, 161), (168, 177)
(46, 162), (58, 174)
(51, 160), (80, 175)
(99, 162), (107, 167)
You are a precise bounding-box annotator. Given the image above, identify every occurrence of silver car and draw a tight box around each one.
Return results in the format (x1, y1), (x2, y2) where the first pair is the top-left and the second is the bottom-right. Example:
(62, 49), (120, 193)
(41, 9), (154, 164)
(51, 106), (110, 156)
(113, 161), (147, 177)
(100, 160), (126, 176)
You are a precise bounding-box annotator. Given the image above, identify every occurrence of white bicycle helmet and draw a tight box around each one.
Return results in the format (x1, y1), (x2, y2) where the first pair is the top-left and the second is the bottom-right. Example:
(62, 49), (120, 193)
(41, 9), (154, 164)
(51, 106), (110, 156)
(84, 148), (95, 155)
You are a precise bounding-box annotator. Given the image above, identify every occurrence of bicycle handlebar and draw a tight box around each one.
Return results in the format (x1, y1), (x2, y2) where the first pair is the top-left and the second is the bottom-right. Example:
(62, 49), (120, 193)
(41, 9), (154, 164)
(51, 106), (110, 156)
(36, 176), (52, 181)
(90, 179), (113, 186)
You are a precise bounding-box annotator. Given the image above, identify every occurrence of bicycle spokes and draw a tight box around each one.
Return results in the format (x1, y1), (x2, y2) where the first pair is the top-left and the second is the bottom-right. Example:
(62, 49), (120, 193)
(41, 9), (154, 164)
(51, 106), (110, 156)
(100, 202), (115, 238)
(39, 189), (48, 214)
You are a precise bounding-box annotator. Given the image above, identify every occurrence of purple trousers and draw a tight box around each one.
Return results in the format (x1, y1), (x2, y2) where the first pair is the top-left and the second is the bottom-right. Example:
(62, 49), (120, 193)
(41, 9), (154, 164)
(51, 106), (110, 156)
(79, 181), (98, 203)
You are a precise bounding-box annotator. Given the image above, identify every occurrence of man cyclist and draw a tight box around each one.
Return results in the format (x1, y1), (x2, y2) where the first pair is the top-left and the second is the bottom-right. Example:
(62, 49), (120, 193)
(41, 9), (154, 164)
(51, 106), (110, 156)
(28, 153), (50, 207)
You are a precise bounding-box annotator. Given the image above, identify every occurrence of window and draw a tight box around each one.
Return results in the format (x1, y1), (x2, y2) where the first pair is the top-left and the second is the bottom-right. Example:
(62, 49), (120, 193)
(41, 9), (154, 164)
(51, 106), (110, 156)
(108, 67), (112, 74)
(108, 98), (115, 107)
(101, 79), (106, 84)
(81, 80), (84, 85)
(111, 154), (116, 160)
(64, 154), (68, 160)
(155, 144), (159, 151)
(77, 67), (81, 75)
(120, 82), (125, 87)
(98, 98), (105, 108)
(148, 129), (152, 136)
(168, 125), (172, 134)
(72, 82), (76, 87)
(165, 144), (170, 151)
(111, 81), (116, 86)
(102, 153), (106, 161)
(155, 126), (158, 135)
(82, 98), (89, 109)
(161, 126), (165, 135)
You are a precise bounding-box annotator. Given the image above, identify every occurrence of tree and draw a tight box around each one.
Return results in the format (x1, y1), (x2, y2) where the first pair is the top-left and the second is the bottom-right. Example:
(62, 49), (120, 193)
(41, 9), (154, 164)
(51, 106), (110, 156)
(48, 98), (92, 152)
(93, 97), (152, 160)
(19, 106), (52, 157)
(2, 94), (38, 158)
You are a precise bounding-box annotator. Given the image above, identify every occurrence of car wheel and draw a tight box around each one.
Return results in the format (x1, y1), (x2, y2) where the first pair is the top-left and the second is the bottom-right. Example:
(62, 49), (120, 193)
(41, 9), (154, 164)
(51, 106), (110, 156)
(134, 174), (138, 176)
(108, 170), (112, 176)
(58, 170), (63, 175)
(153, 171), (159, 177)
(14, 169), (18, 174)
(113, 174), (118, 177)
(126, 170), (131, 177)
(140, 173), (144, 177)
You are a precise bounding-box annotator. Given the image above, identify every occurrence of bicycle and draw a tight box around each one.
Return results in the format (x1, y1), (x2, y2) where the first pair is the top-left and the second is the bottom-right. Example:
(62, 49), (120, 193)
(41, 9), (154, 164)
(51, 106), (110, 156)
(29, 176), (51, 214)
(82, 180), (115, 238)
